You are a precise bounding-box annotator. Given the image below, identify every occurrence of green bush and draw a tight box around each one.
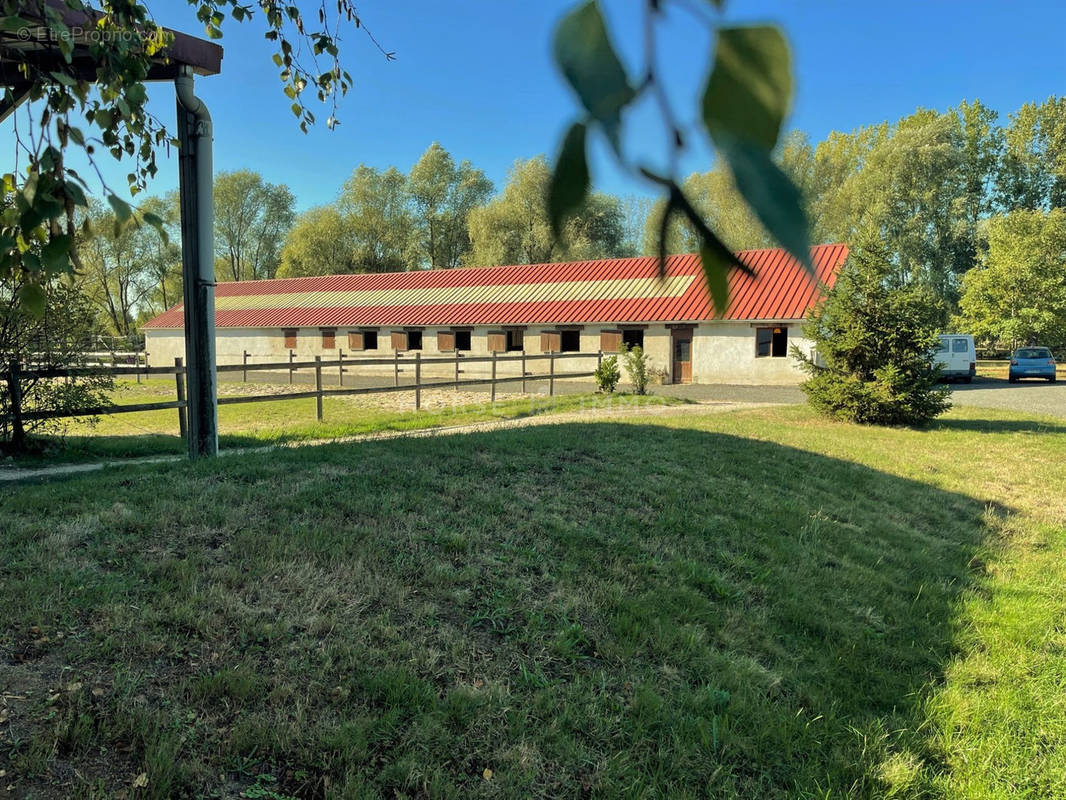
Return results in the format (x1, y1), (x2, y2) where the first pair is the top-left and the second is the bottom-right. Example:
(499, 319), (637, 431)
(796, 253), (950, 426)
(594, 354), (621, 393)
(621, 345), (650, 395)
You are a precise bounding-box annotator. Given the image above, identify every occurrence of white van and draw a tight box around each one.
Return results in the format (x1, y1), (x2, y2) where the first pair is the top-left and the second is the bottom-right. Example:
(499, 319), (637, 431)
(934, 334), (976, 383)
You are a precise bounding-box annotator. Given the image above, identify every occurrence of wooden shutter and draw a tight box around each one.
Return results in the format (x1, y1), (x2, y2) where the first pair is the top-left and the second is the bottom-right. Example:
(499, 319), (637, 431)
(437, 330), (455, 352)
(600, 330), (622, 352)
(541, 331), (561, 353)
(391, 331), (407, 351)
(348, 331), (364, 350)
(283, 329), (297, 349)
(487, 331), (507, 353)
(321, 329), (336, 349)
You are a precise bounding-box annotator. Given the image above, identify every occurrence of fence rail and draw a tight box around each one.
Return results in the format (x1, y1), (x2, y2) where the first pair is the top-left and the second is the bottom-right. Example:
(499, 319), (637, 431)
(0, 350), (603, 439)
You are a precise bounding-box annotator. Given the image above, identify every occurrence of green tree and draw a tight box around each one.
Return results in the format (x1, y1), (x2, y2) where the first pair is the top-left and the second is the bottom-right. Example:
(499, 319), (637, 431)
(138, 193), (183, 314)
(277, 206), (360, 278)
(643, 131), (816, 256)
(956, 209), (1066, 352)
(79, 200), (156, 337)
(408, 143), (493, 268)
(1, 275), (113, 452)
(214, 170), (295, 282)
(997, 97), (1066, 212)
(468, 156), (624, 266)
(796, 248), (951, 426)
(337, 165), (414, 272)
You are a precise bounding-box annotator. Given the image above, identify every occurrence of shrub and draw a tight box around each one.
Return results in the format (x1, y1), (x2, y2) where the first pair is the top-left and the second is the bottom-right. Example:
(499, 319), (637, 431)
(1, 279), (113, 452)
(795, 253), (950, 426)
(621, 345), (651, 395)
(594, 354), (620, 393)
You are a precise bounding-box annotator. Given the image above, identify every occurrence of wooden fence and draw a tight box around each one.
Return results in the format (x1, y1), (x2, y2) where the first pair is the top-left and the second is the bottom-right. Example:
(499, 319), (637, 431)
(0, 350), (602, 440)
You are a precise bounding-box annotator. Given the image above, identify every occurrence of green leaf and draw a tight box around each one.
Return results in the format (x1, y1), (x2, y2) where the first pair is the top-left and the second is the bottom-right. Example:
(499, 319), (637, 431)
(107, 194), (132, 223)
(699, 244), (730, 316)
(18, 282), (46, 315)
(702, 25), (792, 152)
(40, 234), (72, 273)
(548, 122), (590, 237)
(552, 1), (634, 148)
(717, 135), (812, 273)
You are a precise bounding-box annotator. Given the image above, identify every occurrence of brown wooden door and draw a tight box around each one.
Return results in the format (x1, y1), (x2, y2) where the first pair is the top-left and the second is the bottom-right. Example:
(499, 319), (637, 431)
(672, 331), (692, 384)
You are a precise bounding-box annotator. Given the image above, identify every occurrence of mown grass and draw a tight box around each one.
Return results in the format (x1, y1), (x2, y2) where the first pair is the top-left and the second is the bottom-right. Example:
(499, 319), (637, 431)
(1, 404), (1065, 798)
(8, 378), (681, 464)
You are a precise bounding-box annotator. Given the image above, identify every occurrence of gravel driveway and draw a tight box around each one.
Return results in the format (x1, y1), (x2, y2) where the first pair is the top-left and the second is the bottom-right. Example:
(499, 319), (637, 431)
(948, 378), (1066, 418)
(624, 378), (1066, 419)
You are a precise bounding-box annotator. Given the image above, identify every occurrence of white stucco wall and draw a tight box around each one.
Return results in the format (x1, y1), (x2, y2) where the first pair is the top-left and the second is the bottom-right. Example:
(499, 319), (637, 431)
(691, 322), (811, 384)
(145, 321), (811, 386)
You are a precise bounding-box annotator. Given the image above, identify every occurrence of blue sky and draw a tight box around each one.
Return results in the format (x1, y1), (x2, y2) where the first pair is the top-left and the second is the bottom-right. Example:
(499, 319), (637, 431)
(13, 1), (1066, 211)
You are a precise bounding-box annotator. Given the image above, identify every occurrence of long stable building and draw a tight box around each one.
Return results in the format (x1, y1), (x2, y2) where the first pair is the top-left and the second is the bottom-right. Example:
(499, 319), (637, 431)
(143, 244), (849, 385)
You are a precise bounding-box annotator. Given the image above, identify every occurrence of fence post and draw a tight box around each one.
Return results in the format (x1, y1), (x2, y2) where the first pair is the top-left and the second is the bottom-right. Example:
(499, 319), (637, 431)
(135, 342), (141, 384)
(242, 350), (249, 382)
(314, 355), (323, 421)
(454, 349), (460, 391)
(288, 349), (295, 384)
(549, 350), (555, 397)
(6, 359), (25, 451)
(521, 349), (526, 393)
(394, 350), (400, 387)
(491, 350), (497, 404)
(414, 352), (421, 411)
(338, 348), (344, 387)
(144, 350), (150, 382)
(174, 357), (187, 441)
(598, 350), (603, 369)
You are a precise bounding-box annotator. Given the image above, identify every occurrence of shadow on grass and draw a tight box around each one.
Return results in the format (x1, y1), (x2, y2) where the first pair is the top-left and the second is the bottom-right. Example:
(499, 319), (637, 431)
(0, 422), (992, 797)
(931, 417), (1066, 434)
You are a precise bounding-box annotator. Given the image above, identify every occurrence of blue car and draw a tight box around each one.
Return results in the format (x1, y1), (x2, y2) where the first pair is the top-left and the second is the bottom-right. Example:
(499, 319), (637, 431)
(1008, 347), (1057, 382)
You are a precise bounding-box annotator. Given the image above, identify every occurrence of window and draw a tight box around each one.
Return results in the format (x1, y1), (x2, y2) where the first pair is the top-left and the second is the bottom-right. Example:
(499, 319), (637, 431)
(349, 330), (377, 350)
(600, 330), (622, 352)
(283, 328), (297, 349)
(487, 331), (507, 352)
(952, 338), (969, 353)
(506, 329), (523, 352)
(455, 330), (471, 351)
(391, 330), (423, 351)
(321, 329), (336, 349)
(559, 329), (580, 353)
(622, 329), (644, 350)
(756, 326), (788, 358)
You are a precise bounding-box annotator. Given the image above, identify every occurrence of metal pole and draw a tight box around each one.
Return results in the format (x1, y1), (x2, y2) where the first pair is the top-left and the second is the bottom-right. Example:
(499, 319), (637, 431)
(338, 348), (344, 387)
(175, 67), (217, 459)
(314, 356), (323, 421)
(454, 349), (460, 391)
(549, 350), (555, 397)
(414, 352), (421, 410)
(491, 350), (497, 403)
(289, 349), (294, 384)
(521, 349), (526, 393)
(242, 350), (248, 382)
(394, 350), (400, 386)
(174, 357), (187, 441)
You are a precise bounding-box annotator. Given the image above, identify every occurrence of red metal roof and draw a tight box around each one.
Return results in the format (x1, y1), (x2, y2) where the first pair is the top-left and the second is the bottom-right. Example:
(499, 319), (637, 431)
(143, 244), (848, 329)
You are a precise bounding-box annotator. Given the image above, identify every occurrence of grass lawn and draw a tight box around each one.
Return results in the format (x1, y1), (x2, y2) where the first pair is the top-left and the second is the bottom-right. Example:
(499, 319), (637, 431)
(2, 404), (1066, 798)
(8, 379), (681, 464)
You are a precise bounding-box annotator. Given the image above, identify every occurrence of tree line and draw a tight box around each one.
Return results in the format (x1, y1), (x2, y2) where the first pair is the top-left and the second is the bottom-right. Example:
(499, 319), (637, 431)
(75, 96), (1066, 351)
